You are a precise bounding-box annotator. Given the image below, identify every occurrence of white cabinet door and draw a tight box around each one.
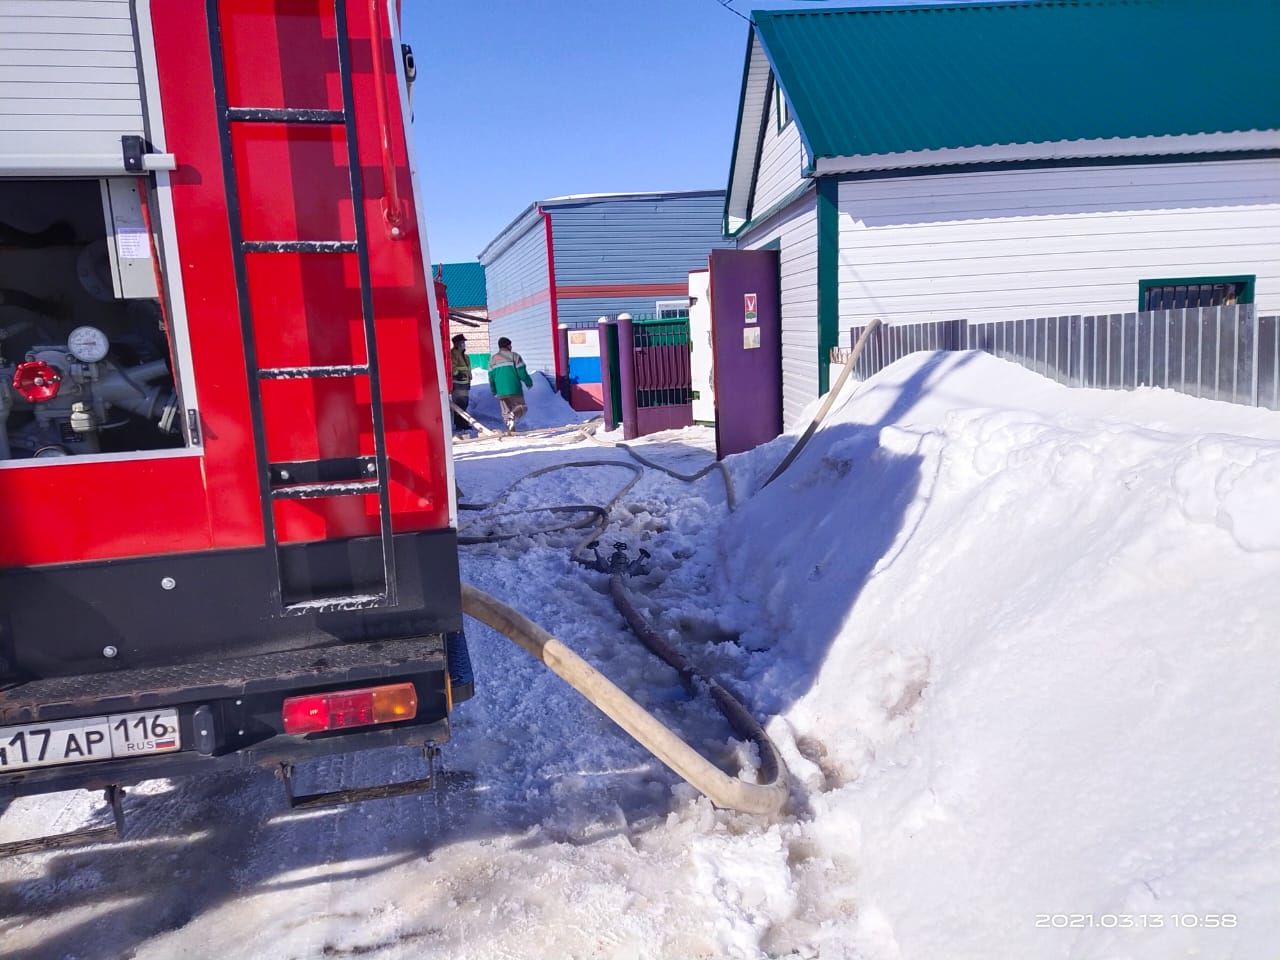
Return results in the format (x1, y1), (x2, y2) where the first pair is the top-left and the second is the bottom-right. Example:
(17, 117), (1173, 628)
(0, 0), (145, 176)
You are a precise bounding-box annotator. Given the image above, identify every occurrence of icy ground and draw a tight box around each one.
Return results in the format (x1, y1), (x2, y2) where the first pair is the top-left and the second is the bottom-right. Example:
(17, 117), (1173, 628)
(2, 357), (1278, 959)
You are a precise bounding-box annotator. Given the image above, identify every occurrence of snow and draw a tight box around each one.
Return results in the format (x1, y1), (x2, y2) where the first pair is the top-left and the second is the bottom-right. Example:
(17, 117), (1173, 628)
(2, 351), (1277, 959)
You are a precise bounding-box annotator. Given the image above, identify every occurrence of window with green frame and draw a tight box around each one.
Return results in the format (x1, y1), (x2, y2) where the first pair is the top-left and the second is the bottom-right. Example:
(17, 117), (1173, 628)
(1139, 275), (1255, 311)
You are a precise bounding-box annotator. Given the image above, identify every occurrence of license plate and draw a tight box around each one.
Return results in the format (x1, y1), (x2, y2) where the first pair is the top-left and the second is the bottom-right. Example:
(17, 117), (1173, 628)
(0, 709), (181, 773)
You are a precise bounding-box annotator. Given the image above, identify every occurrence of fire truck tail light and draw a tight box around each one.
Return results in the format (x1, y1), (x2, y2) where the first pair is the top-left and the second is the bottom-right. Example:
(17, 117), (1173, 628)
(281, 683), (418, 735)
(12, 360), (62, 402)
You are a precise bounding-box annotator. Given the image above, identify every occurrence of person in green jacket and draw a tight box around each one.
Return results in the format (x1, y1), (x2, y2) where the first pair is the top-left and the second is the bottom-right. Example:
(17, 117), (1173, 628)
(487, 336), (533, 432)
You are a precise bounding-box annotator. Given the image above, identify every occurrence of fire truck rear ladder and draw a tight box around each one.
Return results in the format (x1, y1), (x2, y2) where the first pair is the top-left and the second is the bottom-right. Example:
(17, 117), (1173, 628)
(207, 0), (397, 616)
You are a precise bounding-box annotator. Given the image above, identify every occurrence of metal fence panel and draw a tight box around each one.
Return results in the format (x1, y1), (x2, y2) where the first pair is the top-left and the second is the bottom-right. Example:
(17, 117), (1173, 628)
(1041, 316), (1052, 378)
(1177, 308), (1190, 390)
(847, 305), (1271, 408)
(1031, 317), (1043, 377)
(1260, 315), (1279, 410)
(1043, 315), (1055, 379)
(1103, 315), (1119, 388)
(1235, 305), (1254, 406)
(1120, 313), (1136, 389)
(1215, 306), (1231, 401)
(1197, 309), (1216, 401)
(632, 319), (692, 408)
(1057, 315), (1072, 383)
(1066, 316), (1081, 386)
(1081, 316), (1096, 387)
(1136, 311), (1152, 387)
(1151, 310), (1167, 388)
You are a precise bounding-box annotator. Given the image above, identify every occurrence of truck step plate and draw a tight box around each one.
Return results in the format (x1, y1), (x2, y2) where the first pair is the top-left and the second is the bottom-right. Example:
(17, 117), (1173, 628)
(0, 709), (180, 773)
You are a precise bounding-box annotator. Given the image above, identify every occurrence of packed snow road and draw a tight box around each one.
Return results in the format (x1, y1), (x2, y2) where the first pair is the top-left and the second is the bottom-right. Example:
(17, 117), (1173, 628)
(2, 358), (1278, 959)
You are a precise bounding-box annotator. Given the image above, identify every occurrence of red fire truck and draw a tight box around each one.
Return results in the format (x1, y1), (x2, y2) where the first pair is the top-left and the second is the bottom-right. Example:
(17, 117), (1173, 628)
(0, 0), (467, 847)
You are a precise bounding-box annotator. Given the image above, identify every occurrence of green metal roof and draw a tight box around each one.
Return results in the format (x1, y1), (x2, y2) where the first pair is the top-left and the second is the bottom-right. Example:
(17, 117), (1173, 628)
(753, 0), (1280, 161)
(439, 261), (486, 308)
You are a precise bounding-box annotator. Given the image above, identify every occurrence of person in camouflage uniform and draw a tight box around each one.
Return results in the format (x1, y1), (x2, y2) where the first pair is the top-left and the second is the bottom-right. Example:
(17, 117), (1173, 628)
(449, 334), (472, 432)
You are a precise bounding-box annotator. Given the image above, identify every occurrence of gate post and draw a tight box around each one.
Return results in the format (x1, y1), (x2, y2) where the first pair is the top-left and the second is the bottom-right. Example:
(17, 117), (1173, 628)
(597, 316), (621, 431)
(616, 312), (638, 440)
(556, 324), (571, 402)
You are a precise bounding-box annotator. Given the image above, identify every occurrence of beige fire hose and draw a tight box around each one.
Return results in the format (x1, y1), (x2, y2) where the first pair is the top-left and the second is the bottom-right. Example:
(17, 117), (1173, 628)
(461, 583), (789, 816)
(449, 399), (500, 436)
(762, 317), (882, 488)
(452, 325), (884, 816)
(587, 431), (738, 511)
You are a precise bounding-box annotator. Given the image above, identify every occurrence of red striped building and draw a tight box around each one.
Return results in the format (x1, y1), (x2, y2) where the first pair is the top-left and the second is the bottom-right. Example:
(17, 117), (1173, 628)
(478, 190), (731, 409)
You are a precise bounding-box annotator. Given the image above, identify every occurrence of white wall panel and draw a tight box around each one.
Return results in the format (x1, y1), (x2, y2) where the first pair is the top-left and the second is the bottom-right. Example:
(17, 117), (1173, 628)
(837, 159), (1280, 325)
(752, 84), (806, 217)
(740, 190), (818, 428)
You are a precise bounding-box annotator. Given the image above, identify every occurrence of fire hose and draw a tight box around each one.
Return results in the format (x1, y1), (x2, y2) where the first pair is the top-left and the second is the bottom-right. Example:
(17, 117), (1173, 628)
(761, 317), (881, 488)
(460, 584), (787, 816)
(457, 458), (786, 815)
(452, 323), (887, 814)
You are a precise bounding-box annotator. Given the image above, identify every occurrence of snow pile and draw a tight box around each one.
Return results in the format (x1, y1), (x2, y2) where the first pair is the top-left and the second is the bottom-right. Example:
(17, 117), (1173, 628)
(718, 351), (1280, 958)
(463, 372), (597, 432)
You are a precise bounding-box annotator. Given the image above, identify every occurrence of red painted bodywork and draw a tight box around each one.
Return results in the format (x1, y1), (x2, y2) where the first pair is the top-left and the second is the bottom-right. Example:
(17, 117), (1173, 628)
(434, 267), (451, 370)
(0, 0), (449, 568)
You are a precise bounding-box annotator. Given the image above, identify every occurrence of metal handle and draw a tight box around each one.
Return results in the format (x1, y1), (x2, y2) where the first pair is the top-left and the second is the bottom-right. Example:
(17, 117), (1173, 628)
(367, 0), (407, 239)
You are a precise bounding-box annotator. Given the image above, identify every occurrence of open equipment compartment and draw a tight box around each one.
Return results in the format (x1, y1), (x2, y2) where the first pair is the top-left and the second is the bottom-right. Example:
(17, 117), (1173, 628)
(0, 178), (186, 460)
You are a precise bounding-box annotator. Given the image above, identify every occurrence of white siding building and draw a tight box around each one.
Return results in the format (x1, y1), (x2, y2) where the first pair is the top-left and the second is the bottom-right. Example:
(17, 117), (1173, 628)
(724, 1), (1280, 425)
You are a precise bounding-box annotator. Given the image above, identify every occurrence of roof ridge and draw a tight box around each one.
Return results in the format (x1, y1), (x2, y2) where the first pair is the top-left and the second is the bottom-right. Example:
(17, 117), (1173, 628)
(540, 188), (725, 204)
(753, 0), (1144, 17)
(738, 0), (1277, 173)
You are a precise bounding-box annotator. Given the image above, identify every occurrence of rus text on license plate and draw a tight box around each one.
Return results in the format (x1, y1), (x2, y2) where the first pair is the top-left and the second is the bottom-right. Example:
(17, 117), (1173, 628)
(0, 709), (181, 773)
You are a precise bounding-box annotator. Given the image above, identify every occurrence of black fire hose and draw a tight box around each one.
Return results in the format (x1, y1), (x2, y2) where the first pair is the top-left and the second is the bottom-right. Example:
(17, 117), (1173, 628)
(456, 456), (789, 815)
(461, 584), (788, 816)
(608, 574), (784, 789)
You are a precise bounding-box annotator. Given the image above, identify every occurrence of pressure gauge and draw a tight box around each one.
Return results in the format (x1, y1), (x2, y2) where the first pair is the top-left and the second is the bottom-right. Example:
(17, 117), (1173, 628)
(67, 325), (110, 363)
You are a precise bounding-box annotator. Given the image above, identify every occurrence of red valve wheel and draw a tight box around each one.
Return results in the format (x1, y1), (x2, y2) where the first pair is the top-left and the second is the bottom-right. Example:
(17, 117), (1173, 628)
(12, 360), (62, 402)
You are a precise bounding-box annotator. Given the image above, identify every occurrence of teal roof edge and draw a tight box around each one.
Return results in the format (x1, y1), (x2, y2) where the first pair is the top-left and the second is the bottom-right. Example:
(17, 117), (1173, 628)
(751, 0), (1280, 161)
(439, 261), (487, 308)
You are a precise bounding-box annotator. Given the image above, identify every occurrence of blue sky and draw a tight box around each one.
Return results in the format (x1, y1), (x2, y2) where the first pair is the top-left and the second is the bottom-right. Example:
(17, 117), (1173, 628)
(401, 1), (832, 264)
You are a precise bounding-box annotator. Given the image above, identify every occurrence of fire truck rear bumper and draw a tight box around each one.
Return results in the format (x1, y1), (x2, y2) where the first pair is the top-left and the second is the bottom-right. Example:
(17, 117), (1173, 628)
(0, 635), (452, 799)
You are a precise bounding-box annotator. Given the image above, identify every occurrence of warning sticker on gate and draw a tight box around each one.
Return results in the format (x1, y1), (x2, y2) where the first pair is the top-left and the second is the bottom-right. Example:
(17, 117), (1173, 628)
(743, 326), (761, 350)
(744, 293), (757, 323)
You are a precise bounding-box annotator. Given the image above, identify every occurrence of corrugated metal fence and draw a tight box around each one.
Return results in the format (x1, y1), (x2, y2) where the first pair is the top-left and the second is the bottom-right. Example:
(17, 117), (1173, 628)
(839, 305), (1280, 409)
(632, 317), (693, 409)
